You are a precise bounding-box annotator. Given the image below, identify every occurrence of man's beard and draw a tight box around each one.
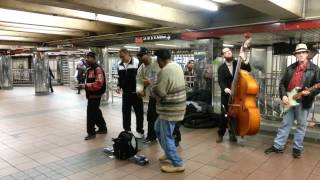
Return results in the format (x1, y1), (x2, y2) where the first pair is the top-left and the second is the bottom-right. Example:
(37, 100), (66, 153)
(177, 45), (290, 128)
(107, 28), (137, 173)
(225, 57), (233, 62)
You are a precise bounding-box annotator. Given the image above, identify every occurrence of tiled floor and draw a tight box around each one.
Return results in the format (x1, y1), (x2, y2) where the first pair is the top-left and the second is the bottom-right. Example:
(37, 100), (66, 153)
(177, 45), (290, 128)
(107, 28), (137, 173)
(1, 86), (320, 180)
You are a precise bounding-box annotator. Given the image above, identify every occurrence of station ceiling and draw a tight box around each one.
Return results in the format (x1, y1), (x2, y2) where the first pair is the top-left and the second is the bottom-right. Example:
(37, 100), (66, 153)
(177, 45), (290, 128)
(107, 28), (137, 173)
(0, 0), (319, 48)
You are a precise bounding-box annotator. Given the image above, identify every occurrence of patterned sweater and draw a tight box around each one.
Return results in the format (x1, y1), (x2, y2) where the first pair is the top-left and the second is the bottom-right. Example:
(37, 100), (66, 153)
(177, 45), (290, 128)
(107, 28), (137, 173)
(152, 62), (186, 121)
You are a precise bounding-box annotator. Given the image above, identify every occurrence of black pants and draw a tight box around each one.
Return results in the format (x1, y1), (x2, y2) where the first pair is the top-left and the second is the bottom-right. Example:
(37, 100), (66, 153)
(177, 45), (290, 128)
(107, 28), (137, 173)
(173, 123), (181, 143)
(217, 94), (235, 137)
(87, 97), (107, 135)
(146, 97), (157, 140)
(49, 78), (54, 92)
(122, 93), (144, 133)
(77, 79), (85, 94)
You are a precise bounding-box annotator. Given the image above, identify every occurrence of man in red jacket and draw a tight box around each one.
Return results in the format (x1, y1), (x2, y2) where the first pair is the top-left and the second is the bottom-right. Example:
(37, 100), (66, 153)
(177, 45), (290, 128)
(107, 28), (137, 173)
(79, 52), (107, 140)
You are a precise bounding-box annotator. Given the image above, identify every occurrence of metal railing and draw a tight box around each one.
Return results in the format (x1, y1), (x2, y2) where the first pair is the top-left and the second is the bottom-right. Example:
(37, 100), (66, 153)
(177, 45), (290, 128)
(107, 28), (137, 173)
(12, 69), (34, 84)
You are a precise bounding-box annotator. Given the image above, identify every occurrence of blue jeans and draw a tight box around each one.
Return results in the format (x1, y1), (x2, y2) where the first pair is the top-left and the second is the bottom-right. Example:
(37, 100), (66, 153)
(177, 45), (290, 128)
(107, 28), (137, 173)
(273, 104), (311, 151)
(154, 118), (183, 166)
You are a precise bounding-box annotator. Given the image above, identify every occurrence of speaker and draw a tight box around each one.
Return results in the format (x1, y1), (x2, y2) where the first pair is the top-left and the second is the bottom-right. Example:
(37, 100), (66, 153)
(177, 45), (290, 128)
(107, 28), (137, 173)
(273, 42), (295, 55)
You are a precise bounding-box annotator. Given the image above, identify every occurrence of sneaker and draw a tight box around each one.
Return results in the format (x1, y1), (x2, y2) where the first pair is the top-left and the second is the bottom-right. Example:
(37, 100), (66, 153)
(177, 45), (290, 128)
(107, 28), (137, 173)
(96, 128), (108, 134)
(158, 154), (168, 161)
(264, 146), (284, 154)
(135, 132), (144, 139)
(143, 137), (156, 144)
(292, 148), (301, 158)
(216, 136), (223, 143)
(161, 164), (185, 173)
(84, 134), (96, 140)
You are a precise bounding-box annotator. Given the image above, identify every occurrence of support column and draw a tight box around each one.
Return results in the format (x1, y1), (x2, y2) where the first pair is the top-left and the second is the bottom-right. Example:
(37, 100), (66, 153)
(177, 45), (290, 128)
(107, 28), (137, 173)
(212, 39), (223, 108)
(0, 55), (13, 90)
(34, 52), (50, 95)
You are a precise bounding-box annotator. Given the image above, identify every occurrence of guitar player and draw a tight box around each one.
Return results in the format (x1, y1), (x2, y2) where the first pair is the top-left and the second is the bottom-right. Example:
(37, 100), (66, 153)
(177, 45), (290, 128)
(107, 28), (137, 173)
(265, 43), (320, 158)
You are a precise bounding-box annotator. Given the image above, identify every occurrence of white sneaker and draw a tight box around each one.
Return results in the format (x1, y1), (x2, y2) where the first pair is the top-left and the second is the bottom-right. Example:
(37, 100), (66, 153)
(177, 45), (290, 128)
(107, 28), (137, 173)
(135, 132), (144, 139)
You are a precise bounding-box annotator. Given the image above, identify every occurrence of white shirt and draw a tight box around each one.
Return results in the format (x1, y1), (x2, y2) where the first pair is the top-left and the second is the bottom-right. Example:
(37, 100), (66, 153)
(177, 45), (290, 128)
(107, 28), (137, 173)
(225, 60), (233, 75)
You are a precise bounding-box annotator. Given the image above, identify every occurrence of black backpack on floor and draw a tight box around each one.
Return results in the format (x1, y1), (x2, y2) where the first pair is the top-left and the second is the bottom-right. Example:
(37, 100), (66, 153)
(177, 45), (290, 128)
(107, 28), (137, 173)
(112, 131), (138, 160)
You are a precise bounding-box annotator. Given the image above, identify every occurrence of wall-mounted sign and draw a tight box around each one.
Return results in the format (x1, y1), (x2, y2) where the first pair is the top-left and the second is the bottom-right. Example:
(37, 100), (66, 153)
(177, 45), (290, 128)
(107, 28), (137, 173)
(135, 34), (171, 44)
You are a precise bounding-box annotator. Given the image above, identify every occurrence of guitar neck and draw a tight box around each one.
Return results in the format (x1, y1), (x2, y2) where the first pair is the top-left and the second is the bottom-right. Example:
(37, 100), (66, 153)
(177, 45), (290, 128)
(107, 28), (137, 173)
(294, 83), (320, 98)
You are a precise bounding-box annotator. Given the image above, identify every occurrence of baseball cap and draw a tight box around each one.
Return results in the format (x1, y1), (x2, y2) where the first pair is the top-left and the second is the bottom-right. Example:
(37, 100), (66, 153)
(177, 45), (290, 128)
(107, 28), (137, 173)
(137, 47), (149, 57)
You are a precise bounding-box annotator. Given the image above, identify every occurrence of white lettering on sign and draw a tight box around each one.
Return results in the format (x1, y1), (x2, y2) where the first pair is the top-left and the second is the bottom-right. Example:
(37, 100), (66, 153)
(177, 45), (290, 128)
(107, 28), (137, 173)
(141, 34), (171, 41)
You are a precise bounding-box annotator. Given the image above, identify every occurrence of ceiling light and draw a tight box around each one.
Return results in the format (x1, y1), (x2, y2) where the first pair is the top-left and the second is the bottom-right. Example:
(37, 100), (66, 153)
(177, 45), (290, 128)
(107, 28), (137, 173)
(210, 0), (237, 4)
(124, 46), (140, 49)
(0, 21), (85, 36)
(0, 22), (74, 32)
(127, 48), (140, 52)
(107, 48), (120, 51)
(0, 35), (40, 42)
(179, 0), (218, 11)
(156, 44), (177, 47)
(223, 44), (234, 47)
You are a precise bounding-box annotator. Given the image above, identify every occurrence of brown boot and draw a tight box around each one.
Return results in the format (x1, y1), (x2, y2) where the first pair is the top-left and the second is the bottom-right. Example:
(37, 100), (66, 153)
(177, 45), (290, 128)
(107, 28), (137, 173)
(216, 136), (223, 143)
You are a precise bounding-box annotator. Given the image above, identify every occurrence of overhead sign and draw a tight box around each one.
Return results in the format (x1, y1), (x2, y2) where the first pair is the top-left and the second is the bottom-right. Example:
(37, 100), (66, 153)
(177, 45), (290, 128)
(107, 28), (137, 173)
(135, 34), (171, 44)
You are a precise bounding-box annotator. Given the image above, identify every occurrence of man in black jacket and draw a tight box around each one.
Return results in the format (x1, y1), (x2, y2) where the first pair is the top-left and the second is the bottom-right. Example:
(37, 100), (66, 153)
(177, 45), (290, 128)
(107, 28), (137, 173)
(265, 44), (320, 158)
(216, 48), (251, 143)
(117, 48), (144, 138)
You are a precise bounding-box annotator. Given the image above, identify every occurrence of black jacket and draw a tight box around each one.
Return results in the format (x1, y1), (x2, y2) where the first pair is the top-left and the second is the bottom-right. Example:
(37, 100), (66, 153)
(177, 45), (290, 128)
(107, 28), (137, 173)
(279, 62), (320, 109)
(218, 59), (251, 109)
(117, 57), (139, 93)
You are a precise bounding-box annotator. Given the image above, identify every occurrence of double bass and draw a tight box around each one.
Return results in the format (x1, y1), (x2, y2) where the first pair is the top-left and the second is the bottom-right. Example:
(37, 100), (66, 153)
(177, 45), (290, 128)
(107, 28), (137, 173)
(227, 33), (260, 136)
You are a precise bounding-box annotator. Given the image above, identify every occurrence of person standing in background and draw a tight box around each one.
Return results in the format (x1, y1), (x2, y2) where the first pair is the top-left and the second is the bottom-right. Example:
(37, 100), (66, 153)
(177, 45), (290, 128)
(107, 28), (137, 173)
(49, 67), (55, 93)
(75, 58), (87, 94)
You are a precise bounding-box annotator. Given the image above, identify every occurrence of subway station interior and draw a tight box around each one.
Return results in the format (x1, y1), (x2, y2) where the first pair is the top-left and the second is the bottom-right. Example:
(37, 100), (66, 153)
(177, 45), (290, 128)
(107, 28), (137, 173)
(1, 0), (320, 179)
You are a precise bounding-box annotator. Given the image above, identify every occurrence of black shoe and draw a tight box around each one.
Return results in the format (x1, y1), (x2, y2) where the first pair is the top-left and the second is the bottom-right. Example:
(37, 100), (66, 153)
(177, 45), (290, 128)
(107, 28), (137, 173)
(216, 136), (223, 143)
(84, 134), (96, 140)
(175, 141), (180, 147)
(264, 146), (284, 154)
(229, 135), (237, 142)
(96, 129), (108, 134)
(292, 148), (301, 158)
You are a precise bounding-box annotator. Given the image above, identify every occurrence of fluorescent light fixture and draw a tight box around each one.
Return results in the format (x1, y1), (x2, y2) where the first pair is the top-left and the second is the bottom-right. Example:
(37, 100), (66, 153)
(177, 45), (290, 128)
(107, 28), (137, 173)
(0, 45), (35, 49)
(0, 22), (74, 32)
(0, 35), (40, 42)
(127, 48), (140, 52)
(124, 45), (140, 49)
(179, 0), (218, 11)
(107, 48), (120, 51)
(0, 22), (85, 36)
(54, 9), (149, 27)
(210, 0), (238, 5)
(11, 53), (33, 57)
(156, 44), (177, 47)
(223, 44), (234, 47)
